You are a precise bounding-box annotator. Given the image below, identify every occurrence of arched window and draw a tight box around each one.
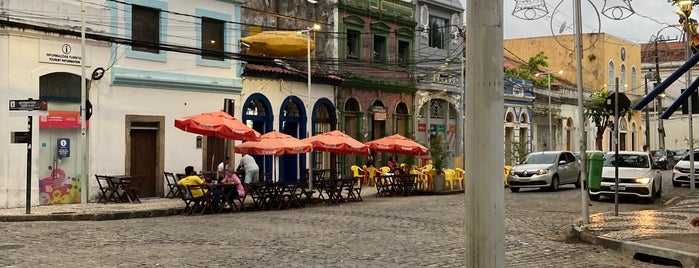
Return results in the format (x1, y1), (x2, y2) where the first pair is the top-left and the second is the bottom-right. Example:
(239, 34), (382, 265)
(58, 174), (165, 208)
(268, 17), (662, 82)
(608, 61), (615, 91)
(620, 64), (626, 92)
(631, 66), (637, 95)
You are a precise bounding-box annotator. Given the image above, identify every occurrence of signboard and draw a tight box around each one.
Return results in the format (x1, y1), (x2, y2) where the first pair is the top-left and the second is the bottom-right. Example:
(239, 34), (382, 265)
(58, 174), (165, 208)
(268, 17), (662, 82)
(418, 124), (426, 132)
(38, 40), (90, 66)
(9, 99), (47, 111)
(11, 131), (29, 144)
(374, 112), (386, 121)
(604, 92), (631, 115)
(57, 138), (70, 158)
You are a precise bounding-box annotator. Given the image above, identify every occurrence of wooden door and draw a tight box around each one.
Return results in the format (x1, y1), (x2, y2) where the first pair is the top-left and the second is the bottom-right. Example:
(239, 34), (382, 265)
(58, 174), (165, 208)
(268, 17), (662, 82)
(130, 129), (157, 197)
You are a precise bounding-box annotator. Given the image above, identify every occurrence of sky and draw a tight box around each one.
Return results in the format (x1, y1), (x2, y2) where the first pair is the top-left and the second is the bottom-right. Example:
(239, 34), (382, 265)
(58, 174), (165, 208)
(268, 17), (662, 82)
(474, 1), (687, 44)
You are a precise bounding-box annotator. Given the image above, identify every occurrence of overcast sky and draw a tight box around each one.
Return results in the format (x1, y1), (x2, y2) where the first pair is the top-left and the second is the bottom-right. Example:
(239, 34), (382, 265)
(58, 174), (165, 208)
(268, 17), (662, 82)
(467, 1), (687, 44)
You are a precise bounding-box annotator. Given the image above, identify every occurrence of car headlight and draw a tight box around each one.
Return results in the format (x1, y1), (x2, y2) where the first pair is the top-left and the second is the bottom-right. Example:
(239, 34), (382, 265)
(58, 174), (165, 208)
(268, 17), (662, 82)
(509, 169), (515, 175)
(634, 177), (651, 184)
(536, 169), (548, 175)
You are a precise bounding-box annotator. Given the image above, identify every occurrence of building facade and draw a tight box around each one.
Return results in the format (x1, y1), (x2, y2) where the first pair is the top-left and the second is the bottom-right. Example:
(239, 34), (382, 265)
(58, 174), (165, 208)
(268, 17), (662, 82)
(1, 0), (245, 208)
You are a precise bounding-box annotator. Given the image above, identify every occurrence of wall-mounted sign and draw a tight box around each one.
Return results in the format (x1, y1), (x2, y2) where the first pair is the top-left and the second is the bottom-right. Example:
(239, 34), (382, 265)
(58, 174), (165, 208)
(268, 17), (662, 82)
(9, 99), (47, 111)
(57, 138), (70, 158)
(11, 131), (29, 144)
(418, 124), (426, 132)
(374, 112), (386, 121)
(39, 40), (91, 66)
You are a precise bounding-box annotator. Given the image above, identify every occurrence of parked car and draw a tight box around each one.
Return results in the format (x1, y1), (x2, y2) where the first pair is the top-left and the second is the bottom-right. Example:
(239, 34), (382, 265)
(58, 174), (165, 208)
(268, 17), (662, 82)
(650, 149), (676, 170)
(507, 151), (581, 192)
(672, 149), (689, 163)
(672, 149), (699, 187)
(588, 151), (662, 203)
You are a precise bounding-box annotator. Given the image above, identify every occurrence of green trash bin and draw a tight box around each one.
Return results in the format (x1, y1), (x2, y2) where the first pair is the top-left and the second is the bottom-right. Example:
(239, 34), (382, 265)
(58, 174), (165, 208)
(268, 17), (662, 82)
(587, 152), (604, 190)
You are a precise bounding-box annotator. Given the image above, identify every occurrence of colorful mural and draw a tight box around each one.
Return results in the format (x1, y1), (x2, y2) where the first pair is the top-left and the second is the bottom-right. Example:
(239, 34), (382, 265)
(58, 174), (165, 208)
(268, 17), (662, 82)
(39, 168), (81, 205)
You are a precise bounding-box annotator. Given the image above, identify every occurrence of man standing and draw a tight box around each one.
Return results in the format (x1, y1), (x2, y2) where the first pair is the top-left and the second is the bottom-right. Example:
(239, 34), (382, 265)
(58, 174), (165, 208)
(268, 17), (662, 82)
(239, 154), (260, 183)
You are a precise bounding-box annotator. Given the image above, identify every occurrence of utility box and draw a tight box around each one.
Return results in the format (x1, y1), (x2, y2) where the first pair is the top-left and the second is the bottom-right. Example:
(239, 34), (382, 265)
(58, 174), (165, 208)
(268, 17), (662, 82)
(588, 152), (604, 190)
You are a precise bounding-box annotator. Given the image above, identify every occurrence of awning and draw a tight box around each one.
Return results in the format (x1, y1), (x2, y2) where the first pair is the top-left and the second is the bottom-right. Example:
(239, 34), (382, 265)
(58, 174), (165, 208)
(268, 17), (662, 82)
(39, 110), (89, 129)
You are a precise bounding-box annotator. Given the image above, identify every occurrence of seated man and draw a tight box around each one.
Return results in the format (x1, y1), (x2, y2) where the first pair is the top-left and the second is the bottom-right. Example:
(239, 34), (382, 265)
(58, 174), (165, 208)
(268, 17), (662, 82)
(177, 166), (221, 208)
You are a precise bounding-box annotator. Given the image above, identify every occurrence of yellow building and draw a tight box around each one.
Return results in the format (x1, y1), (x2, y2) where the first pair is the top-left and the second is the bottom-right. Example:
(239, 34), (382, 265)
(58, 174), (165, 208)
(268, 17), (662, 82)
(505, 33), (645, 152)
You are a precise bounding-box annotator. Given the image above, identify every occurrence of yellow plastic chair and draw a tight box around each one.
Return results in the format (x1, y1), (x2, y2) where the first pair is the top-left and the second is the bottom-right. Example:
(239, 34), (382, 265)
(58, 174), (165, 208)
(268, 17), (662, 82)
(379, 166), (391, 175)
(443, 169), (457, 190)
(365, 166), (379, 187)
(351, 165), (363, 186)
(411, 165), (427, 191)
(454, 168), (465, 190)
(421, 164), (435, 191)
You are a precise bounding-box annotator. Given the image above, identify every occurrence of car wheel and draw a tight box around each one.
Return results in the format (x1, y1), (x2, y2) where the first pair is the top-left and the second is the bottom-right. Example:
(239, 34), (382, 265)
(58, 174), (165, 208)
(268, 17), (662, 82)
(510, 187), (520, 193)
(672, 181), (682, 187)
(549, 176), (560, 192)
(588, 193), (600, 201)
(645, 185), (657, 204)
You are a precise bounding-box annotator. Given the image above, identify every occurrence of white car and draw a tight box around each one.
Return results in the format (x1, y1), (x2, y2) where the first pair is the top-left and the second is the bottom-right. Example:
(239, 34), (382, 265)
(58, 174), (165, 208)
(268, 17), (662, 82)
(672, 150), (699, 187)
(508, 151), (581, 192)
(588, 151), (662, 203)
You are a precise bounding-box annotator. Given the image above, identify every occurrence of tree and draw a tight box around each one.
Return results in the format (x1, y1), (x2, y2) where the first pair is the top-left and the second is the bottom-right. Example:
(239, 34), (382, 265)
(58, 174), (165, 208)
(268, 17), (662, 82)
(583, 88), (637, 150)
(504, 52), (550, 87)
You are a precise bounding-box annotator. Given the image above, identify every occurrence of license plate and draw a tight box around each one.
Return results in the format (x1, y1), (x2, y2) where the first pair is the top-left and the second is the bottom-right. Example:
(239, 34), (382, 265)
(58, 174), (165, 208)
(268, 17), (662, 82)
(610, 185), (626, 191)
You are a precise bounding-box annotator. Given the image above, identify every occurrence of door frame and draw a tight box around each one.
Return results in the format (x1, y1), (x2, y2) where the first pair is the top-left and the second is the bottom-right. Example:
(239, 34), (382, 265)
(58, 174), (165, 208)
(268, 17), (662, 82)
(125, 115), (165, 197)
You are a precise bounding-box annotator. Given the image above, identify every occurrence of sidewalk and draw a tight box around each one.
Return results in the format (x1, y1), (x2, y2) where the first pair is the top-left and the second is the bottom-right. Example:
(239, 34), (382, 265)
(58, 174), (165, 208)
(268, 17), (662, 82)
(572, 192), (699, 267)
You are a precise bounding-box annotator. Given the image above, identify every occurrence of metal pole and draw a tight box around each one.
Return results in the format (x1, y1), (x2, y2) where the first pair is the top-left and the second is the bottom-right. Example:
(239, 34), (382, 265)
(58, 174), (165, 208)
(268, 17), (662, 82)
(465, 0), (504, 266)
(655, 40), (666, 150)
(614, 77), (620, 216)
(306, 28), (313, 190)
(26, 116), (32, 214)
(548, 73), (553, 150)
(574, 0), (589, 226)
(79, 0), (88, 213)
(644, 74), (651, 149)
(686, 23), (696, 190)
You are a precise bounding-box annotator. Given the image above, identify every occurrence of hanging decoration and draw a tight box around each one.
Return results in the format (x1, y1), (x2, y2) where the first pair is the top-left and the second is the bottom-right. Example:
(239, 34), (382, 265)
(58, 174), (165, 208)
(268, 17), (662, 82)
(601, 0), (635, 20)
(672, 0), (699, 53)
(512, 0), (549, 20)
(420, 5), (430, 39)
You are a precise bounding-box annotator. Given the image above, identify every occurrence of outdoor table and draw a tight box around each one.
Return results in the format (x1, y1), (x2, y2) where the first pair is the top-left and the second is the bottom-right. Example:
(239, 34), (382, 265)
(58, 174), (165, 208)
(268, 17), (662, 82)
(375, 174), (394, 197)
(214, 183), (238, 213)
(247, 182), (270, 210)
(106, 175), (132, 203)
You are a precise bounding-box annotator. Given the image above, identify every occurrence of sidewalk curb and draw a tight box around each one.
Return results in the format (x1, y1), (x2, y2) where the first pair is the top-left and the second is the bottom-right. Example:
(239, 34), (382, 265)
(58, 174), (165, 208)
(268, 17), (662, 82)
(572, 226), (699, 267)
(0, 208), (182, 222)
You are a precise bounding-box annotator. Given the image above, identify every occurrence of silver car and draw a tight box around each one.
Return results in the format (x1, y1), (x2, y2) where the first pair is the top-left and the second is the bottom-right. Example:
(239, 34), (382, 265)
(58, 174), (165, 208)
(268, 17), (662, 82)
(672, 149), (699, 187)
(588, 151), (662, 203)
(508, 151), (581, 192)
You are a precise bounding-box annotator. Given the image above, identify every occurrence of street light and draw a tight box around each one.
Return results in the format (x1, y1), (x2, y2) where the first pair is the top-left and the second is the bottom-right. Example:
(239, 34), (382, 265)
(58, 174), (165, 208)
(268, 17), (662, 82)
(302, 23), (320, 189)
(536, 70), (563, 150)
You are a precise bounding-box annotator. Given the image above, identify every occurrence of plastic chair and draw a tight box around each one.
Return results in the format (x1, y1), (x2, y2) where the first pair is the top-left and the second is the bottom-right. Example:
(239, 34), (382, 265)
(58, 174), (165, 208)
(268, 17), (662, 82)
(443, 169), (456, 190)
(454, 168), (465, 190)
(421, 165), (435, 191)
(351, 165), (363, 186)
(379, 166), (391, 175)
(365, 167), (379, 187)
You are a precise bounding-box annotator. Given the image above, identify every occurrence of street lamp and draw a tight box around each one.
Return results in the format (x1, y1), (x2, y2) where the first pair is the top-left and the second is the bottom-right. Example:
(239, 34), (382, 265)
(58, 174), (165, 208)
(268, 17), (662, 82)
(302, 23), (320, 188)
(536, 70), (563, 150)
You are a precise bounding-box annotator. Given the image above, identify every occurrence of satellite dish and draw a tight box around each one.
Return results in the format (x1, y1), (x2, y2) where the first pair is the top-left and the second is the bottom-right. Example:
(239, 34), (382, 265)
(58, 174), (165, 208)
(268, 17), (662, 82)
(558, 21), (567, 34)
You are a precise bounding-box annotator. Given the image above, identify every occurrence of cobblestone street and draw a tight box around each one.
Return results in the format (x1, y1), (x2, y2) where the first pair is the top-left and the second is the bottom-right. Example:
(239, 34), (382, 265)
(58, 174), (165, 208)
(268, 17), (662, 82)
(0, 185), (671, 267)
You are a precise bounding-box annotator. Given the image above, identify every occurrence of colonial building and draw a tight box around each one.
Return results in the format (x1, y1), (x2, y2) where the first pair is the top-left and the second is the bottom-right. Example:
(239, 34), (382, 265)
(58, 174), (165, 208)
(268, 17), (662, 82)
(505, 33), (644, 152)
(413, 0), (464, 166)
(1, 0), (245, 208)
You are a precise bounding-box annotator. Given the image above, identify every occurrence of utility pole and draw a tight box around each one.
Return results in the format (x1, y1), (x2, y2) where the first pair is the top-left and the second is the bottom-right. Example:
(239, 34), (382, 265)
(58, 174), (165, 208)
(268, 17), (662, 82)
(654, 36), (676, 149)
(644, 71), (652, 149)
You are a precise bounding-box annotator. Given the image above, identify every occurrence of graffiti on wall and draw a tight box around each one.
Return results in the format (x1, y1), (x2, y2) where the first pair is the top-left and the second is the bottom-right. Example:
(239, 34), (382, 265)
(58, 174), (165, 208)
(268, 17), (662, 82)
(39, 168), (81, 205)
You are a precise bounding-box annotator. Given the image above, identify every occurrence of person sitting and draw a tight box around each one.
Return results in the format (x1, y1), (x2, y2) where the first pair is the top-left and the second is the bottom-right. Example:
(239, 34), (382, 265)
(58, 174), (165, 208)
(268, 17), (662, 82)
(177, 166), (221, 208)
(221, 168), (245, 202)
(217, 156), (231, 183)
(387, 157), (396, 171)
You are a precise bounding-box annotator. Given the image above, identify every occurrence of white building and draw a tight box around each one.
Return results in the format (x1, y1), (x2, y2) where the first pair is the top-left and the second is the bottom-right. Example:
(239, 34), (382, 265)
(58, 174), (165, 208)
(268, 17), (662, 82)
(1, 0), (246, 208)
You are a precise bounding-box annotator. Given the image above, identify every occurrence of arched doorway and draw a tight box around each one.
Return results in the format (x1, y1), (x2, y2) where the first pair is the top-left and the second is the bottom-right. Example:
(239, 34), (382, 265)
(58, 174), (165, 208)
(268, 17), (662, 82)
(504, 111), (515, 165)
(342, 98), (362, 172)
(313, 98), (337, 170)
(242, 93), (273, 181)
(395, 102), (409, 136)
(279, 96), (304, 182)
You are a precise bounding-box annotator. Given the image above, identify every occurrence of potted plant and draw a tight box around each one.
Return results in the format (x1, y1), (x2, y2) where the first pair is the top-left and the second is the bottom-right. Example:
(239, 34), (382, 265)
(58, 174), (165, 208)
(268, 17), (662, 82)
(429, 134), (450, 191)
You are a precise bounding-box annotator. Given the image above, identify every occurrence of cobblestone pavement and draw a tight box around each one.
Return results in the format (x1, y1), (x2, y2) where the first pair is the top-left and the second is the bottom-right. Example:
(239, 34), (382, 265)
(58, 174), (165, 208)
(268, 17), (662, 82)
(0, 187), (667, 268)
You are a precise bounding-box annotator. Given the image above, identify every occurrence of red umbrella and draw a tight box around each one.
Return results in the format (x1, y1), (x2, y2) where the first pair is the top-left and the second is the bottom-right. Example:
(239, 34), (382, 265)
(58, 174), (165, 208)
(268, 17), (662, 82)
(302, 130), (369, 155)
(366, 134), (429, 156)
(174, 111), (261, 141)
(235, 131), (312, 156)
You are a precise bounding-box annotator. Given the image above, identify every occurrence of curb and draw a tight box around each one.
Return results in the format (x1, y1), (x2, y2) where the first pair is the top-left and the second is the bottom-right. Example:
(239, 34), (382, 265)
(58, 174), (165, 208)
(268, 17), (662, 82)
(0, 208), (182, 222)
(572, 226), (699, 267)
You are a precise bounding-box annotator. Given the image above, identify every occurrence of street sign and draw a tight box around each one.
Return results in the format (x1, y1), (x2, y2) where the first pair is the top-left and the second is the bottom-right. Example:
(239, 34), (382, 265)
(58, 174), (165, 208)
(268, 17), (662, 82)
(9, 99), (47, 111)
(11, 131), (29, 144)
(604, 92), (631, 115)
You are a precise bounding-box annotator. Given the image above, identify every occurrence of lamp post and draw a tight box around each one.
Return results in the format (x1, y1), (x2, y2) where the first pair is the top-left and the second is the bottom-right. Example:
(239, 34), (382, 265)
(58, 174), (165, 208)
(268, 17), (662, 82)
(303, 23), (320, 189)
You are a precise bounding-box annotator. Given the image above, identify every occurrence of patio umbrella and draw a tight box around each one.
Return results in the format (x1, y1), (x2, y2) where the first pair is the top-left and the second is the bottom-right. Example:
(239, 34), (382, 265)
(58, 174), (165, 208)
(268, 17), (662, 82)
(302, 130), (369, 155)
(174, 111), (261, 141)
(235, 131), (312, 182)
(365, 134), (430, 156)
